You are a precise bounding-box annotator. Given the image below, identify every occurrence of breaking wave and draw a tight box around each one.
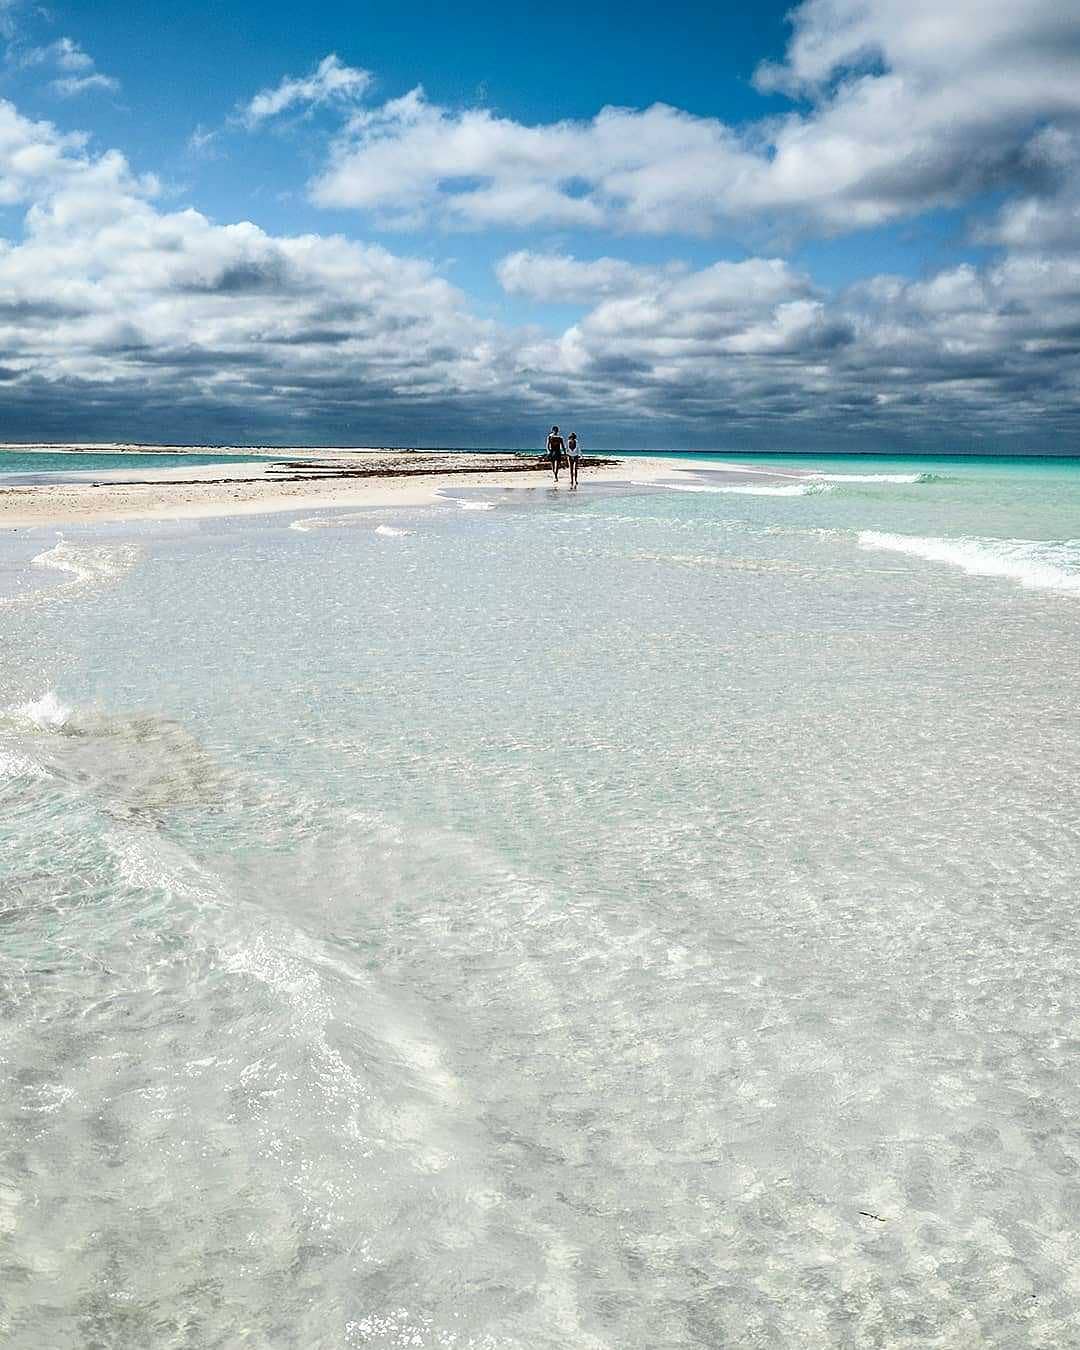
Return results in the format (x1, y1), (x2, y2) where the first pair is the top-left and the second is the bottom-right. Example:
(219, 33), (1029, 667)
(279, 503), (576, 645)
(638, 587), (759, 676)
(644, 480), (830, 497)
(858, 531), (1080, 594)
(684, 462), (936, 486)
(814, 471), (935, 484)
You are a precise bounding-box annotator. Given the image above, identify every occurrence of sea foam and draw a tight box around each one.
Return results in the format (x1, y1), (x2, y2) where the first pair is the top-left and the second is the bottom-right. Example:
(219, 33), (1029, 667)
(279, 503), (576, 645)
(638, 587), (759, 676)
(683, 463), (933, 486)
(644, 480), (830, 497)
(0, 538), (141, 608)
(290, 516), (416, 536)
(815, 471), (933, 484)
(31, 538), (141, 588)
(290, 514), (365, 531)
(859, 531), (1080, 594)
(15, 690), (73, 731)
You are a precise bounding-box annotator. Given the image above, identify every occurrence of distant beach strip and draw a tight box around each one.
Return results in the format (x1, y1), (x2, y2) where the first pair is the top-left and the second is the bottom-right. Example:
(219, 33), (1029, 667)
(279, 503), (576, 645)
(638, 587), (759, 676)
(0, 447), (684, 527)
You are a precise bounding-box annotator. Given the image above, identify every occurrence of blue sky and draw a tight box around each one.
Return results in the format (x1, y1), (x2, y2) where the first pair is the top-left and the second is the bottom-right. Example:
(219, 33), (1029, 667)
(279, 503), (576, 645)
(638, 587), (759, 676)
(0, 0), (1077, 448)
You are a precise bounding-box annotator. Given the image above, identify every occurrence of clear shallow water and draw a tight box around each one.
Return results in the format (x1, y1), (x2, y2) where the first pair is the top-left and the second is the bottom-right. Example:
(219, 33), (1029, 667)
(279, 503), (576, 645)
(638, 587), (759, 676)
(2, 460), (1080, 1347)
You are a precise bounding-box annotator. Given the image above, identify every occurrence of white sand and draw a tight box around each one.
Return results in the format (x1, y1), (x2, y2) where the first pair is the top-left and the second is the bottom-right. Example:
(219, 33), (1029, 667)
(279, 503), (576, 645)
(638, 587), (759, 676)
(0, 450), (693, 528)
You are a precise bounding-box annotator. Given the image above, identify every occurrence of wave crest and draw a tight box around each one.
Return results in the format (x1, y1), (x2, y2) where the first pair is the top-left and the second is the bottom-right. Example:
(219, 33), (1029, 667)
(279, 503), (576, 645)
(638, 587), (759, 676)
(816, 471), (936, 484)
(646, 480), (831, 497)
(859, 531), (1080, 594)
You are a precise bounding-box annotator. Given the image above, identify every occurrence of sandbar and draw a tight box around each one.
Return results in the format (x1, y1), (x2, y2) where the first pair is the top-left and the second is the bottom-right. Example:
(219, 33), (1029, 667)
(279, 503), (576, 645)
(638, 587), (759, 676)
(0, 449), (699, 528)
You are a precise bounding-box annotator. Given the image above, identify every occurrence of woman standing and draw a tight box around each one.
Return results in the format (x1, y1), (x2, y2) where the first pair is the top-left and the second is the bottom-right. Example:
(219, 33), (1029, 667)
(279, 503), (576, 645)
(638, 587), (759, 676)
(567, 432), (580, 488)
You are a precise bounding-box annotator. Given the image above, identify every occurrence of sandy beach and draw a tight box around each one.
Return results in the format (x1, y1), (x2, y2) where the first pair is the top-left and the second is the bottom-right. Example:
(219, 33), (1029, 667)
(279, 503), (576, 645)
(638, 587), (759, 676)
(0, 448), (692, 528)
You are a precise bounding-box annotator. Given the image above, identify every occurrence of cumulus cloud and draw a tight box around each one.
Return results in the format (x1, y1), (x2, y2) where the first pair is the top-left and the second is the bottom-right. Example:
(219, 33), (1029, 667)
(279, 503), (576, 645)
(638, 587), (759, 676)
(496, 251), (683, 303)
(311, 0), (1080, 236)
(0, 53), (1077, 448)
(503, 246), (1080, 444)
(311, 91), (744, 232)
(0, 98), (509, 442)
(239, 54), (372, 129)
(976, 127), (1080, 256)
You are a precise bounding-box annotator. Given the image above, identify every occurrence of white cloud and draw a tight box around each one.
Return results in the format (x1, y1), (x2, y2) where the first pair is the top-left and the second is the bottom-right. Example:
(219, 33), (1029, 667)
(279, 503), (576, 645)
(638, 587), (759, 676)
(51, 72), (119, 98)
(312, 91), (745, 233)
(504, 244), (1080, 441)
(19, 36), (119, 98)
(239, 54), (372, 129)
(23, 36), (94, 72)
(752, 0), (1080, 97)
(0, 98), (507, 441)
(496, 251), (682, 303)
(977, 128), (1080, 255)
(310, 0), (1080, 237)
(0, 81), (1076, 446)
(187, 124), (220, 158)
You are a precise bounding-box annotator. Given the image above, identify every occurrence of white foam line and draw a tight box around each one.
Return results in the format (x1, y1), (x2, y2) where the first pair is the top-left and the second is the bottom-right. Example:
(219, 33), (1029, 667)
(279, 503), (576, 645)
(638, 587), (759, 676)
(815, 472), (928, 484)
(291, 513), (417, 533)
(289, 514), (366, 531)
(859, 531), (1080, 594)
(31, 537), (141, 586)
(636, 479), (828, 497)
(0, 536), (142, 608)
(674, 462), (931, 485)
(0, 537), (143, 612)
(440, 497), (495, 510)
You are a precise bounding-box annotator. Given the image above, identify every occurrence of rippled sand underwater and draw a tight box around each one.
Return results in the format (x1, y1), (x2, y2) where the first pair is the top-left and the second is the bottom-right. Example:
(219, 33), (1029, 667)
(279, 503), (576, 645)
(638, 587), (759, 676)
(3, 460), (1080, 1348)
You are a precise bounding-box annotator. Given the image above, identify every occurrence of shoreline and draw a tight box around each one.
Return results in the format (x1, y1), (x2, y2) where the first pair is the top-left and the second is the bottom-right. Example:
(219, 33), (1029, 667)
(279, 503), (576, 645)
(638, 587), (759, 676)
(0, 451), (695, 529)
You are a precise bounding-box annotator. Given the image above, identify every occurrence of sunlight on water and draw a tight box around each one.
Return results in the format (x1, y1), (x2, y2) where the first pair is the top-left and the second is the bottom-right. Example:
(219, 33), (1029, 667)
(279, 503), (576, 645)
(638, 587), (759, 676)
(2, 459), (1080, 1347)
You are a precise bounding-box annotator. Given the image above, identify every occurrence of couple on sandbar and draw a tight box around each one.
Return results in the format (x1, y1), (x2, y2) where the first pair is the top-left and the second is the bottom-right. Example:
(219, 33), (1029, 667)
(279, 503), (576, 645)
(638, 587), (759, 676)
(545, 425), (582, 487)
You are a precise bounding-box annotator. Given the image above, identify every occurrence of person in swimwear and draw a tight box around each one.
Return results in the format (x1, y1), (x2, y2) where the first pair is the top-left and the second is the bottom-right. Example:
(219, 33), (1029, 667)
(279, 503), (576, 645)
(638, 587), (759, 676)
(546, 425), (565, 482)
(567, 431), (580, 488)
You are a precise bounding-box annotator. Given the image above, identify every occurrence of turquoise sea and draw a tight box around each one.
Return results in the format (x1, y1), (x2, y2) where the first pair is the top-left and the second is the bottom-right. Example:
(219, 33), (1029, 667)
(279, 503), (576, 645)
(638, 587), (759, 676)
(2, 453), (1080, 1347)
(0, 449), (278, 482)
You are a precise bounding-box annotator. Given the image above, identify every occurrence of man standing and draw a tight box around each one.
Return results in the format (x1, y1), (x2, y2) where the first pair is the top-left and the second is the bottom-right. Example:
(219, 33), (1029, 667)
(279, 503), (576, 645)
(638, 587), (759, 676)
(546, 425), (565, 482)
